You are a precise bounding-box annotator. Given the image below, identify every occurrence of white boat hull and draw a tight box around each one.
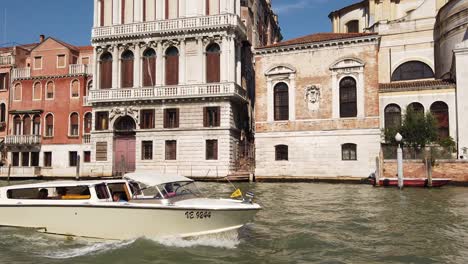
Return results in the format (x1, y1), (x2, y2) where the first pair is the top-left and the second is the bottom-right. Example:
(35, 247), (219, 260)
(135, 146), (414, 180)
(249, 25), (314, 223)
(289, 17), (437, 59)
(0, 204), (259, 240)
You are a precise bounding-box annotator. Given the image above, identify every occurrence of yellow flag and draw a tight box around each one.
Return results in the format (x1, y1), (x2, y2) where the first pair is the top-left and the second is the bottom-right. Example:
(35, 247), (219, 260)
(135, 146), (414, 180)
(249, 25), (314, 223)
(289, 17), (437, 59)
(230, 189), (242, 198)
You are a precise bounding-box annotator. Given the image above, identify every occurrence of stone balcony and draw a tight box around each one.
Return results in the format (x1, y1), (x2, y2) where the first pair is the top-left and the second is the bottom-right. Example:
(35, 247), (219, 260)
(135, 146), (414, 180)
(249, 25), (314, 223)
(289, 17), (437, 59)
(87, 82), (247, 103)
(92, 13), (246, 40)
(12, 64), (94, 80)
(11, 68), (31, 80)
(0, 55), (13, 66)
(5, 135), (41, 145)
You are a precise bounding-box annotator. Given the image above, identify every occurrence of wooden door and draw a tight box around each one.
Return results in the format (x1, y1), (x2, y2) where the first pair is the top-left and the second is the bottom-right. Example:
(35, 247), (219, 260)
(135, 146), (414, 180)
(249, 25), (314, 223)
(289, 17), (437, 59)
(113, 136), (136, 175)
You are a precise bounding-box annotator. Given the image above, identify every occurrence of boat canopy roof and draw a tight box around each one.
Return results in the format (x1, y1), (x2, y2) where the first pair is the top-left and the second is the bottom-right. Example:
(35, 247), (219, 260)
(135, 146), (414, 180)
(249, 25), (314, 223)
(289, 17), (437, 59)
(0, 179), (128, 191)
(124, 172), (193, 187)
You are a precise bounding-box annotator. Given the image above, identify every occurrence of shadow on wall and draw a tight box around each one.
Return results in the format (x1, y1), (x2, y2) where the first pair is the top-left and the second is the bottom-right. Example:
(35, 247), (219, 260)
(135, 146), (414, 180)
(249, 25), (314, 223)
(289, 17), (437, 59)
(464, 28), (468, 41)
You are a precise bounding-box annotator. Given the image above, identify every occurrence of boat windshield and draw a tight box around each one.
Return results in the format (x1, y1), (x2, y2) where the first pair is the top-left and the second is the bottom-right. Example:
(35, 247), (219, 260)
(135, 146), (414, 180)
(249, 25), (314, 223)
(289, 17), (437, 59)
(155, 181), (201, 199)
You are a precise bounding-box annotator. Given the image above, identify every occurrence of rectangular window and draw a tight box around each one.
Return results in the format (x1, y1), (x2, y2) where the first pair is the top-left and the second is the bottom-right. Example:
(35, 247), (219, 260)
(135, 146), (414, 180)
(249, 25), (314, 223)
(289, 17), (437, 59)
(164, 108), (179, 128)
(206, 140), (218, 160)
(34, 56), (42, 69)
(81, 57), (90, 65)
(69, 151), (78, 167)
(12, 152), (19, 167)
(96, 142), (108, 161)
(142, 141), (153, 160)
(31, 152), (40, 167)
(84, 151), (91, 163)
(165, 140), (177, 160)
(204, 107), (220, 127)
(342, 144), (357, 161)
(95, 112), (109, 130)
(0, 73), (6, 90)
(57, 54), (66, 68)
(140, 109), (155, 129)
(21, 152), (29, 167)
(44, 152), (52, 167)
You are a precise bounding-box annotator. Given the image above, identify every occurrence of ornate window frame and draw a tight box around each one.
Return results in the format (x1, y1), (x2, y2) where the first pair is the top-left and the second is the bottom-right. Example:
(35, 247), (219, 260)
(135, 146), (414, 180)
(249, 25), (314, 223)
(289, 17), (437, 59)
(265, 65), (296, 122)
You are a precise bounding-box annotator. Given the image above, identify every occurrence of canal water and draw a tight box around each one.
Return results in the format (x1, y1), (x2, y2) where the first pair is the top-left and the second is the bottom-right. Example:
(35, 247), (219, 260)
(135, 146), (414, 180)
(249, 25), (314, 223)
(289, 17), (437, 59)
(0, 182), (467, 264)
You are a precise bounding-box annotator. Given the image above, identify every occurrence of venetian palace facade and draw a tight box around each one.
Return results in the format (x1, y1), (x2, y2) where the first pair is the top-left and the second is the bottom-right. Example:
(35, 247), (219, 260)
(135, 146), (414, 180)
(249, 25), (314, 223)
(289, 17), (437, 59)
(85, 0), (280, 177)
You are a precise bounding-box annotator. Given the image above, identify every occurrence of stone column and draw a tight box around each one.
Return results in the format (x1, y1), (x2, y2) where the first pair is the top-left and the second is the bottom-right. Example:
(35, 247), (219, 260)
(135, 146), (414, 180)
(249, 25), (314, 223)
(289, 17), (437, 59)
(289, 75), (296, 121)
(134, 0), (142, 22)
(332, 72), (339, 119)
(134, 44), (141, 88)
(156, 42), (163, 86)
(157, 0), (164, 20)
(179, 0), (186, 17)
(220, 0), (227, 14)
(267, 79), (273, 122)
(179, 39), (186, 84)
(220, 36), (227, 82)
(93, 48), (99, 90)
(229, 36), (236, 82)
(235, 0), (240, 15)
(112, 46), (119, 89)
(198, 38), (206, 83)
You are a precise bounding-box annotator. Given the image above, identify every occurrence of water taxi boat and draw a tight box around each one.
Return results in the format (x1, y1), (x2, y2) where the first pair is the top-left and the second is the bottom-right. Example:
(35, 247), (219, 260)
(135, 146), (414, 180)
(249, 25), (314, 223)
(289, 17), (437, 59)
(0, 172), (260, 240)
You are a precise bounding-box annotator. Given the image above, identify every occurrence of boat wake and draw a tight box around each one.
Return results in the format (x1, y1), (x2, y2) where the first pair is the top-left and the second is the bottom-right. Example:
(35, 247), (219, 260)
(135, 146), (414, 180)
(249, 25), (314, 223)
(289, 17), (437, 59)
(148, 230), (241, 249)
(43, 239), (136, 259)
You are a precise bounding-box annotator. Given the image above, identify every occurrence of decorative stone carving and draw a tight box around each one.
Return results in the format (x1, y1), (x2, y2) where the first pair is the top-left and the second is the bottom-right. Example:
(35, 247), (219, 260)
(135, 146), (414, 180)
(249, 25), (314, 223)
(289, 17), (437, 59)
(110, 106), (139, 123)
(305, 85), (321, 111)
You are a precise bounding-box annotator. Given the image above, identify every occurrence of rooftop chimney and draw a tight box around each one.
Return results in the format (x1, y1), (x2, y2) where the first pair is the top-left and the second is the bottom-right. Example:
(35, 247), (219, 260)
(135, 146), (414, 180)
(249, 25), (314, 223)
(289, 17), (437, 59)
(39, 35), (45, 43)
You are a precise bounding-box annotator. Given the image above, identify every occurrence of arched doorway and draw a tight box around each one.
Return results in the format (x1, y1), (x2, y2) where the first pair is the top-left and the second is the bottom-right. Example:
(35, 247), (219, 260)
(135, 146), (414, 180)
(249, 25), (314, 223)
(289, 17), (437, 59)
(113, 116), (136, 175)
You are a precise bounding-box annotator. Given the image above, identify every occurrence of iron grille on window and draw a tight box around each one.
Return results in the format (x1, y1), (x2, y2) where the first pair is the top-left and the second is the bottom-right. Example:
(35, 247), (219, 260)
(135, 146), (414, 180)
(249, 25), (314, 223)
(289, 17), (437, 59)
(165, 140), (177, 160)
(342, 144), (357, 161)
(274, 83), (289, 121)
(339, 77), (357, 118)
(275, 145), (288, 161)
(142, 141), (153, 160)
(206, 140), (218, 160)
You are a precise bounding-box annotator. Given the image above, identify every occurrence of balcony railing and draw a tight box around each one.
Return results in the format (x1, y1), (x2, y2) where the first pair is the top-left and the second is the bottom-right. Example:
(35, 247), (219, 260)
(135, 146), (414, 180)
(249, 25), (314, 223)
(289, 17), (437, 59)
(5, 135), (41, 145)
(11, 68), (31, 80)
(69, 64), (93, 75)
(88, 82), (247, 103)
(0, 55), (13, 65)
(92, 13), (246, 38)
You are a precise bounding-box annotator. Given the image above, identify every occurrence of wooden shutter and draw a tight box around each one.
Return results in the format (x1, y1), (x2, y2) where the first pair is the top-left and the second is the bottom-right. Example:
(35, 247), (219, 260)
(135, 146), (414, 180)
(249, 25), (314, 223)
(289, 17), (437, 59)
(203, 107), (208, 127)
(121, 0), (126, 24)
(121, 59), (134, 88)
(143, 56), (156, 87)
(23, 116), (31, 135)
(96, 142), (108, 161)
(100, 0), (105, 26)
(165, 55), (179, 85)
(101, 60), (112, 89)
(206, 52), (220, 83)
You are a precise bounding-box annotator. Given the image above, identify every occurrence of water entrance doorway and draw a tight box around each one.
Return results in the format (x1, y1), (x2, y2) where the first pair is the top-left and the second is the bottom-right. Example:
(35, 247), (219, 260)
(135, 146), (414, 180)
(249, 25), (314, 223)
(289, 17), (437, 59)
(113, 116), (136, 176)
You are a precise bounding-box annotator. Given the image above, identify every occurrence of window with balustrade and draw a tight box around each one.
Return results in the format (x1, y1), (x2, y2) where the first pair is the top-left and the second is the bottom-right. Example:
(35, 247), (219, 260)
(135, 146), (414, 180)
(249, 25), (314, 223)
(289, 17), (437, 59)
(71, 80), (80, 98)
(100, 52), (113, 89)
(206, 43), (221, 83)
(23, 115), (31, 135)
(46, 81), (54, 99)
(45, 114), (54, 137)
(165, 47), (179, 85)
(13, 115), (21, 135)
(32, 115), (40, 135)
(165, 0), (179, 19)
(121, 50), (134, 88)
(206, 0), (220, 15)
(70, 113), (79, 137)
(143, 49), (156, 87)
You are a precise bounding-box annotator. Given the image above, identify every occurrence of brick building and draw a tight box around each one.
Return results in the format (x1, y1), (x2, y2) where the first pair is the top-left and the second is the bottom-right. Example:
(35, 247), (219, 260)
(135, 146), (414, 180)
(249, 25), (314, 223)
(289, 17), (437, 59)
(6, 36), (93, 177)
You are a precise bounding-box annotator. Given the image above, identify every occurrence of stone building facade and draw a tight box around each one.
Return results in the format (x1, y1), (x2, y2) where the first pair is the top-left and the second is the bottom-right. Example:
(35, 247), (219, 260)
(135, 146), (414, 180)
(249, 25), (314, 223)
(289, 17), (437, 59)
(5, 37), (93, 177)
(86, 0), (280, 177)
(254, 33), (381, 178)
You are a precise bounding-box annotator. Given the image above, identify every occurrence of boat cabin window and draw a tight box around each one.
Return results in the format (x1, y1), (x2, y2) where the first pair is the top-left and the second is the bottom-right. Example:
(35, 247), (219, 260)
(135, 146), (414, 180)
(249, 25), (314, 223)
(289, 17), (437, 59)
(6, 186), (91, 200)
(128, 181), (142, 196)
(108, 183), (131, 202)
(156, 181), (200, 199)
(95, 184), (110, 200)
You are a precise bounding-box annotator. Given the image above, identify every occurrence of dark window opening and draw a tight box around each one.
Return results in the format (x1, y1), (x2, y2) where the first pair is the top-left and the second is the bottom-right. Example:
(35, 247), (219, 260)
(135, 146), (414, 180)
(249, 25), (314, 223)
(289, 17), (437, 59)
(165, 140), (177, 160)
(275, 145), (288, 161)
(430, 101), (449, 139)
(204, 107), (220, 127)
(206, 140), (218, 160)
(140, 109), (155, 129)
(274, 82), (289, 121)
(164, 108), (179, 128)
(84, 151), (91, 163)
(339, 77), (357, 118)
(342, 144), (357, 161)
(95, 112), (109, 131)
(142, 141), (153, 160)
(384, 104), (402, 130)
(44, 152), (52, 167)
(69, 151), (78, 167)
(391, 61), (434, 82)
(346, 20), (359, 33)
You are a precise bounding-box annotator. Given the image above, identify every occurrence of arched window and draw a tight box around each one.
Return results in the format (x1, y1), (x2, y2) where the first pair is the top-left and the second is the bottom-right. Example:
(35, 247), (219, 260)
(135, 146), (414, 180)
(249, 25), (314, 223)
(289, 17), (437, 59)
(121, 50), (134, 88)
(0, 103), (5, 123)
(13, 115), (21, 135)
(23, 115), (31, 135)
(114, 116), (136, 132)
(71, 80), (80, 98)
(384, 104), (401, 130)
(142, 48), (156, 87)
(274, 82), (289, 121)
(346, 20), (359, 33)
(45, 114), (54, 137)
(33, 82), (42, 100)
(391, 61), (434, 81)
(86, 80), (93, 96)
(84, 112), (92, 134)
(275, 145), (288, 161)
(342, 143), (357, 161)
(407, 102), (424, 114)
(70, 113), (79, 136)
(32, 114), (41, 135)
(46, 81), (54, 99)
(165, 47), (179, 85)
(206, 43), (221, 83)
(100, 52), (113, 89)
(206, 0), (220, 15)
(13, 83), (21, 101)
(430, 101), (449, 139)
(339, 77), (357, 118)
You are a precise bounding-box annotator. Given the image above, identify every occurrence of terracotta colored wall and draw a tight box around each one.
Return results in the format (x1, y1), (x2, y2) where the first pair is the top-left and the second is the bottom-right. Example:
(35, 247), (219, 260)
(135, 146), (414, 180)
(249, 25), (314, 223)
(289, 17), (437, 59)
(383, 160), (468, 182)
